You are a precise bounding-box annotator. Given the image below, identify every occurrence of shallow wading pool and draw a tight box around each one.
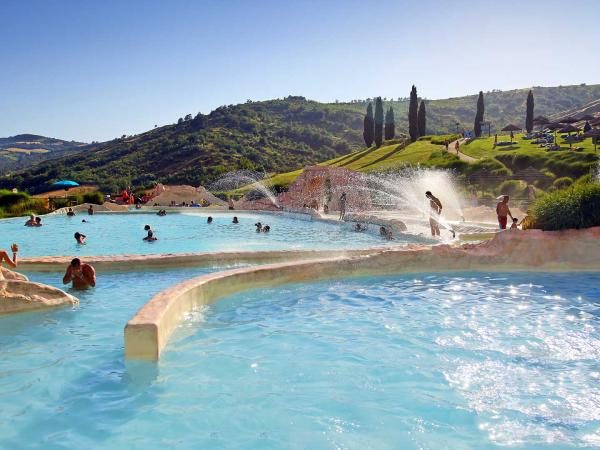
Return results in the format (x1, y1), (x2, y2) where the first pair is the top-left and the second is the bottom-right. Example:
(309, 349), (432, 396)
(1, 271), (599, 449)
(0, 211), (429, 258)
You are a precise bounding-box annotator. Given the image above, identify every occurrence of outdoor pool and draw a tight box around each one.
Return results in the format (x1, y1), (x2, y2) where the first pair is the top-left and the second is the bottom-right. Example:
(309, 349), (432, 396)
(1, 271), (598, 448)
(0, 211), (427, 257)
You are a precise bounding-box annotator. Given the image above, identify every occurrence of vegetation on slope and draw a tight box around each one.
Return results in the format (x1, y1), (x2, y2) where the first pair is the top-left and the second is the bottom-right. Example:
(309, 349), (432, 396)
(1, 84), (598, 194)
(0, 134), (95, 174)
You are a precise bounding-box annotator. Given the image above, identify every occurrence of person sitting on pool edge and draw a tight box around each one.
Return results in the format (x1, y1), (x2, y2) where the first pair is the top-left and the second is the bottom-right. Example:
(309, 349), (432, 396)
(67, 208), (76, 217)
(232, 216), (239, 224)
(63, 257), (96, 289)
(24, 214), (36, 226)
(0, 243), (19, 269)
(207, 216), (213, 224)
(74, 232), (86, 244)
(143, 225), (157, 241)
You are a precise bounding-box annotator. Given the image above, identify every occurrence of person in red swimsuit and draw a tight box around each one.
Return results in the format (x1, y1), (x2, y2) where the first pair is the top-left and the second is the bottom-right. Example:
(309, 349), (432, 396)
(496, 195), (513, 230)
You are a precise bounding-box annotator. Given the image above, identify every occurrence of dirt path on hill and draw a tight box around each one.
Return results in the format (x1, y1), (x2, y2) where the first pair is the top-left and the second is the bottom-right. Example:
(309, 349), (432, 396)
(448, 138), (478, 162)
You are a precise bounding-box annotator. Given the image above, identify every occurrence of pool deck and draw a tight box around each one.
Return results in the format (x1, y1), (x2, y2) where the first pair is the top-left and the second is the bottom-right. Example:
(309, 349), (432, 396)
(125, 227), (600, 360)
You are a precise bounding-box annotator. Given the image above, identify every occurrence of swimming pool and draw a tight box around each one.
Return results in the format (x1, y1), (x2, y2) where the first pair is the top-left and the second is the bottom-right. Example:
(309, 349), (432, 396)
(0, 212), (427, 258)
(1, 271), (598, 448)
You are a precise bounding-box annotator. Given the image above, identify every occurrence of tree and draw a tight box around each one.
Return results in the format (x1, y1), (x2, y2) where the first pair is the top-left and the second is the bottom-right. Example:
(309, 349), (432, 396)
(525, 90), (534, 133)
(417, 100), (426, 137)
(384, 106), (395, 140)
(363, 103), (374, 147)
(474, 91), (484, 137)
(408, 85), (419, 142)
(374, 97), (384, 147)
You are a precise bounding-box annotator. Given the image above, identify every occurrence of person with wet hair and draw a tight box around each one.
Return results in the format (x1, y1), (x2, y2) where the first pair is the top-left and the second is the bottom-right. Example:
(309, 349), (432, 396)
(63, 258), (96, 289)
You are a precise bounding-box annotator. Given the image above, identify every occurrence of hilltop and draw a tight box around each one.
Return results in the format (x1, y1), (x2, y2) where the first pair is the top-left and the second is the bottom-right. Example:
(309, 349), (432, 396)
(1, 84), (598, 194)
(0, 134), (96, 174)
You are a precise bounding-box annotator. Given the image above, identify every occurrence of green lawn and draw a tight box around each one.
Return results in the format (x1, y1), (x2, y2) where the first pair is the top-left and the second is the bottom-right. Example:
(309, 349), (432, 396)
(461, 133), (597, 159)
(266, 139), (444, 186)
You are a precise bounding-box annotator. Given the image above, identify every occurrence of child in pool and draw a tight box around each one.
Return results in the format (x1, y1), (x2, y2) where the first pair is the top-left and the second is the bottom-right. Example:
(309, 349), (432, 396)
(143, 225), (157, 241)
(510, 218), (519, 230)
(74, 232), (86, 244)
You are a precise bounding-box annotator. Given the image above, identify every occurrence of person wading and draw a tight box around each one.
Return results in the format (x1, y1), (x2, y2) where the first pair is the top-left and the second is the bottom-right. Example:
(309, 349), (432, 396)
(426, 191), (442, 236)
(496, 195), (513, 230)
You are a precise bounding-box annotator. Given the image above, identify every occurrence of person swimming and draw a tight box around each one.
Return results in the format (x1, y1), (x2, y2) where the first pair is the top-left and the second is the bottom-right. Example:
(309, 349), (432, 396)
(143, 225), (157, 241)
(34, 217), (42, 227)
(157, 209), (167, 216)
(207, 216), (213, 224)
(74, 232), (86, 244)
(66, 208), (75, 217)
(232, 216), (239, 224)
(262, 225), (270, 233)
(62, 258), (96, 289)
(255, 222), (262, 232)
(24, 215), (36, 226)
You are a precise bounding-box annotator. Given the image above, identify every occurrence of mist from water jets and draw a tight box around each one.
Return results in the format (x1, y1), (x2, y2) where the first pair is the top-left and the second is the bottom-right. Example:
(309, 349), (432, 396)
(209, 170), (279, 207)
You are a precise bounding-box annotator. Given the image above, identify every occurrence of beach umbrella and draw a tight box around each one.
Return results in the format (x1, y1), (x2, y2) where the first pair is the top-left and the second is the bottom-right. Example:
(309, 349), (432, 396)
(590, 117), (600, 126)
(583, 129), (600, 152)
(579, 114), (595, 121)
(52, 180), (80, 191)
(533, 115), (550, 127)
(544, 122), (563, 144)
(559, 124), (580, 149)
(501, 124), (521, 142)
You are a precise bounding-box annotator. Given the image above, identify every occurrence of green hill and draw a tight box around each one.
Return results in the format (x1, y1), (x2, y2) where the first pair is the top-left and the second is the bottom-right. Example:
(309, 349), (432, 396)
(0, 134), (95, 175)
(1, 84), (598, 194)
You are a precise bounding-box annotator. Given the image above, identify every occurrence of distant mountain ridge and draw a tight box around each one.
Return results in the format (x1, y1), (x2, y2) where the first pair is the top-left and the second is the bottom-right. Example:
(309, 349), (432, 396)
(1, 83), (598, 194)
(0, 134), (96, 174)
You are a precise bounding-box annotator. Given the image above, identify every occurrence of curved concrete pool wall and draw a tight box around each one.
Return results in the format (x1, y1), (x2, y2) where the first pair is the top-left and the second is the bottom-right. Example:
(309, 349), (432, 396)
(18, 248), (379, 272)
(125, 227), (600, 361)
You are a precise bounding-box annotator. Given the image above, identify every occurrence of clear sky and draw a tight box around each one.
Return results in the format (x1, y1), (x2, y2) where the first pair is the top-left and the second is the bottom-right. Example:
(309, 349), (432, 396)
(1, 0), (598, 142)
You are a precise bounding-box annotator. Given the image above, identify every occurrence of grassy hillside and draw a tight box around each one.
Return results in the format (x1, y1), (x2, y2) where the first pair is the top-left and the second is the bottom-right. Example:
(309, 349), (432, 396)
(0, 134), (94, 174)
(1, 84), (598, 194)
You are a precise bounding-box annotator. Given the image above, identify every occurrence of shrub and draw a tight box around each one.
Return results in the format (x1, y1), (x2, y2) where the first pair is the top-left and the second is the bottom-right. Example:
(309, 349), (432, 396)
(83, 191), (104, 204)
(430, 134), (461, 145)
(0, 189), (30, 207)
(496, 180), (526, 197)
(530, 182), (600, 230)
(552, 177), (574, 190)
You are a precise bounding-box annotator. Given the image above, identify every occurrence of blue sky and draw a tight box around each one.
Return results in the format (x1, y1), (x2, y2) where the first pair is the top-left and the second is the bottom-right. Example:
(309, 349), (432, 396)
(1, 0), (598, 142)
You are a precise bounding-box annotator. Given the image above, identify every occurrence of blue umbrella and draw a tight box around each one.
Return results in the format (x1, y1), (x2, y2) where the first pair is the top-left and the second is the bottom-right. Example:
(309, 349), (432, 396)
(52, 180), (80, 188)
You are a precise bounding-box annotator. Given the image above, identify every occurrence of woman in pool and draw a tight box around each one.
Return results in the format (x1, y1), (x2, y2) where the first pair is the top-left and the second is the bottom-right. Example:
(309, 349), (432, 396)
(0, 244), (19, 269)
(207, 216), (213, 224)
(74, 232), (86, 244)
(143, 225), (157, 241)
(232, 216), (239, 224)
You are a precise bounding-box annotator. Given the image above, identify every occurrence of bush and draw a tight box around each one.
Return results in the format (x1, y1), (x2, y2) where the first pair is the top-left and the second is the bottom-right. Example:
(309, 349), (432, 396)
(83, 191), (104, 204)
(496, 180), (526, 197)
(530, 182), (600, 230)
(552, 177), (574, 190)
(430, 134), (461, 145)
(0, 189), (30, 207)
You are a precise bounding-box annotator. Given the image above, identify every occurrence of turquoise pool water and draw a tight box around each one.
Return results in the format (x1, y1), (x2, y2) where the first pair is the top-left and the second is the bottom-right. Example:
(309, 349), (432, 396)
(1, 271), (598, 448)
(0, 212), (424, 257)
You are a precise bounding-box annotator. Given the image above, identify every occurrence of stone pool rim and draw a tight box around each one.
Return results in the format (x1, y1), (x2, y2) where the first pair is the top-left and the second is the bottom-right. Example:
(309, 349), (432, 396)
(124, 227), (600, 361)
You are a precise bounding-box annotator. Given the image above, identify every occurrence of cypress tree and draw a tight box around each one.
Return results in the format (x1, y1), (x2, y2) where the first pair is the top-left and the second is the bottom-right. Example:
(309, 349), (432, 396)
(408, 85), (419, 142)
(384, 106), (395, 140)
(374, 97), (384, 147)
(417, 100), (426, 137)
(363, 103), (374, 147)
(525, 90), (534, 133)
(474, 91), (484, 137)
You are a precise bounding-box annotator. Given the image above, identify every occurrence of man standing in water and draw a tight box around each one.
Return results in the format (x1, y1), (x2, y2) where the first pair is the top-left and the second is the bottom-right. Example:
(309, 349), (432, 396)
(426, 191), (442, 236)
(339, 192), (347, 220)
(63, 258), (96, 289)
(496, 195), (513, 230)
